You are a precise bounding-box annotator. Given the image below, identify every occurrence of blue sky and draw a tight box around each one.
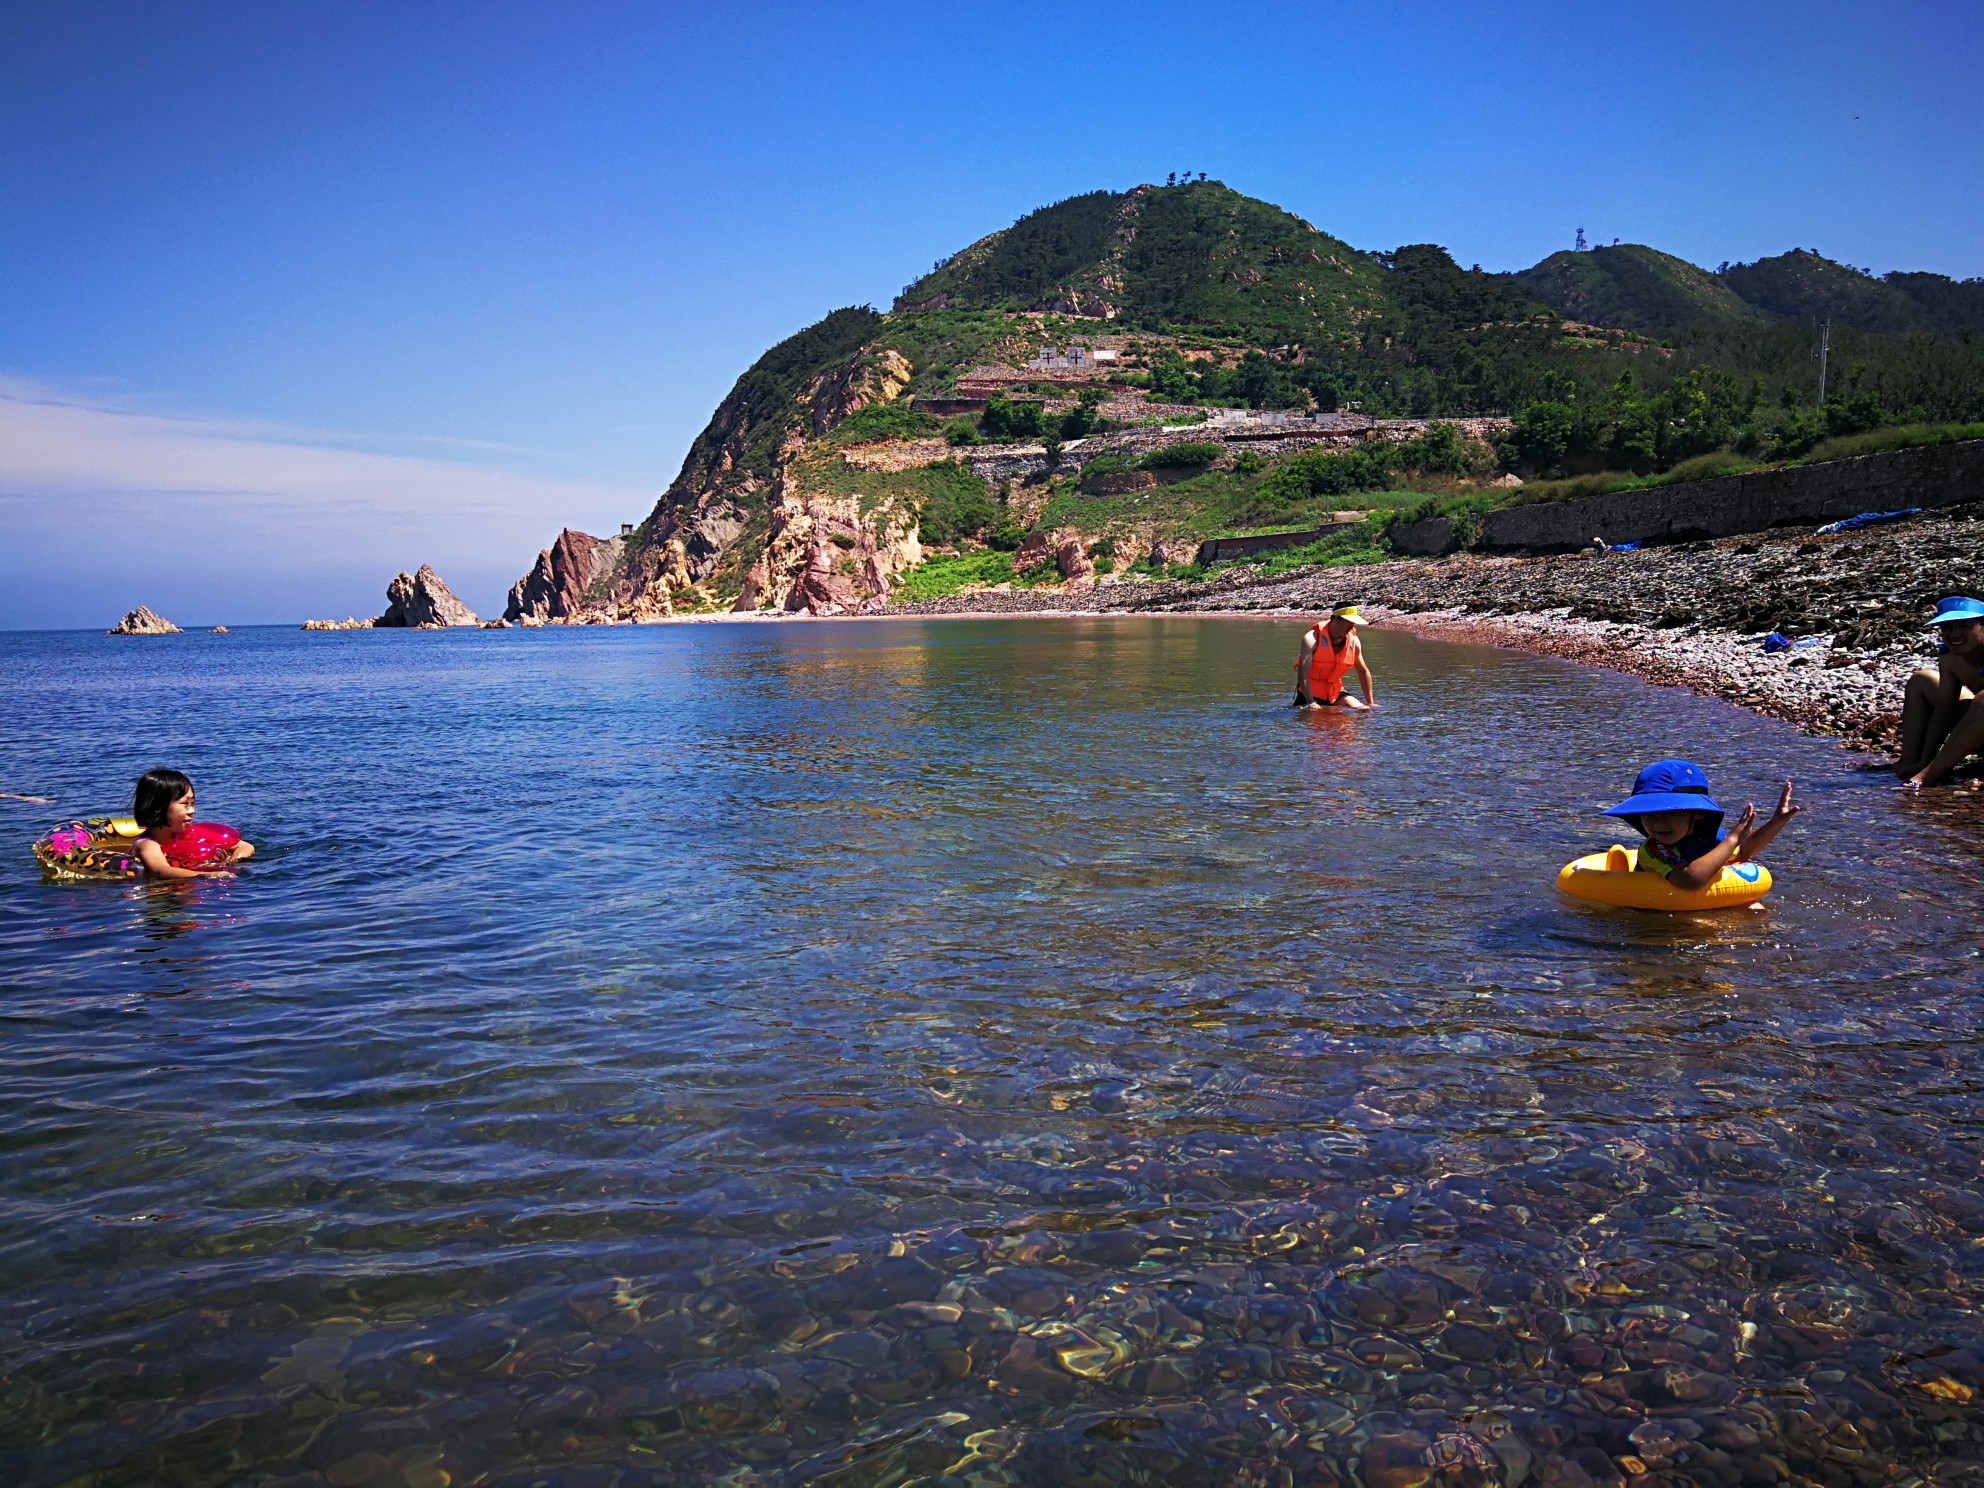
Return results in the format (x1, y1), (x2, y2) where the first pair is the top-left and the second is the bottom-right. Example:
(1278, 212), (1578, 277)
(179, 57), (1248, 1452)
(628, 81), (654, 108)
(2, 0), (1979, 627)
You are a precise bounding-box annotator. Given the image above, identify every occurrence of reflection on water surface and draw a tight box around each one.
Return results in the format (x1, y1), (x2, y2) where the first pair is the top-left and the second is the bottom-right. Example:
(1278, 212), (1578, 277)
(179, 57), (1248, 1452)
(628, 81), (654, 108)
(2, 618), (1982, 1486)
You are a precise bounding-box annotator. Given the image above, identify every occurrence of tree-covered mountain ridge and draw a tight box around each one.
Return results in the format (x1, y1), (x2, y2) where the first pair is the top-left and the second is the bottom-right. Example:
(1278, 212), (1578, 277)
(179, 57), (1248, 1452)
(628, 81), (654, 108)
(501, 179), (1984, 622)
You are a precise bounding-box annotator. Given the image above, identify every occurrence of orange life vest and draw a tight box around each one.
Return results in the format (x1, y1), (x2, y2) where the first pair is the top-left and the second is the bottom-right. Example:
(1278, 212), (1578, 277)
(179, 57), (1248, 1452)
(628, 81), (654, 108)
(1305, 624), (1361, 702)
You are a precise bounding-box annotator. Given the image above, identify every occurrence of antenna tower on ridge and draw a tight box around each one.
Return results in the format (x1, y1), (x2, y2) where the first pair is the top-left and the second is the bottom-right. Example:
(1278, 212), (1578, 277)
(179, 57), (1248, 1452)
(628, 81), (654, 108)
(1574, 227), (1587, 252)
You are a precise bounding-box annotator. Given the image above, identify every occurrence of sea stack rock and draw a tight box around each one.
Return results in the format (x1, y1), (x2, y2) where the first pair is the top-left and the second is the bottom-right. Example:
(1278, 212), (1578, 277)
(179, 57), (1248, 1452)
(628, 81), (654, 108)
(106, 606), (183, 635)
(374, 565), (480, 628)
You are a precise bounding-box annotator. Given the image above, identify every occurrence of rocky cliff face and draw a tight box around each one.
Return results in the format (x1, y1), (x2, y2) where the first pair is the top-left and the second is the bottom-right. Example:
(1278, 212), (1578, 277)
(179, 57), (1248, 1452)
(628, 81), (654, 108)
(107, 606), (181, 635)
(808, 348), (912, 435)
(502, 317), (923, 622)
(505, 529), (626, 622)
(733, 492), (922, 616)
(376, 565), (479, 628)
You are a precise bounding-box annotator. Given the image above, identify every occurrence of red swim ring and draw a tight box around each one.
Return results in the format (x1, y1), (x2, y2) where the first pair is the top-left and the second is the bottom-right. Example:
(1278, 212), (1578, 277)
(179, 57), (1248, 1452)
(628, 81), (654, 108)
(155, 822), (242, 869)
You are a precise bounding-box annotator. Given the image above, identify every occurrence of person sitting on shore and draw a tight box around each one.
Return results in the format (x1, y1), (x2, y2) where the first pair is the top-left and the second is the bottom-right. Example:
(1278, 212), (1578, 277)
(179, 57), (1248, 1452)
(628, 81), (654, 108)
(131, 768), (255, 879)
(1896, 596), (1984, 790)
(1601, 759), (1798, 890)
(1292, 606), (1376, 710)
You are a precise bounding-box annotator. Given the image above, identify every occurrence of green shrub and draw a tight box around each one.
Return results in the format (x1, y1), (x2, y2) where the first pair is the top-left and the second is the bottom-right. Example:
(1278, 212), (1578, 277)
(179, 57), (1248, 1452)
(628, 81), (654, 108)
(985, 513), (1026, 551)
(1254, 516), (1391, 573)
(892, 552), (1017, 603)
(1260, 443), (1397, 500)
(1432, 494), (1503, 550)
(1653, 451), (1760, 484)
(944, 418), (981, 446)
(1823, 390), (1886, 438)
(981, 396), (1049, 440)
(1145, 350), (1200, 402)
(1058, 388), (1106, 439)
(1380, 493), (1507, 551)
(1142, 440), (1225, 468)
(916, 461), (1001, 545)
(830, 400), (940, 444)
(1504, 470), (1638, 505)
(1395, 421), (1470, 475)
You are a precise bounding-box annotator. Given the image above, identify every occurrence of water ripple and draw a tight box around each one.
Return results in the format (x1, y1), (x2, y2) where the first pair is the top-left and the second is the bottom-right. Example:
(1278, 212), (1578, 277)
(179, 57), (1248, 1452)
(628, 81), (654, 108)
(1, 619), (1981, 1485)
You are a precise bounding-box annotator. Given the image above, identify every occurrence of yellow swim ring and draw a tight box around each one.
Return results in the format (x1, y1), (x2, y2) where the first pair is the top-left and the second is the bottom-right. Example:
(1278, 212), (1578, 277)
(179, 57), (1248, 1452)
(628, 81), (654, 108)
(1557, 844), (1771, 912)
(31, 816), (145, 881)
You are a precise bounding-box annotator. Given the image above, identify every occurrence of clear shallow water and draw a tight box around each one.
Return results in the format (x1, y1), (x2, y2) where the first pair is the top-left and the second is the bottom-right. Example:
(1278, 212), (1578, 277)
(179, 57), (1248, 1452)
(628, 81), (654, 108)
(2, 618), (1981, 1488)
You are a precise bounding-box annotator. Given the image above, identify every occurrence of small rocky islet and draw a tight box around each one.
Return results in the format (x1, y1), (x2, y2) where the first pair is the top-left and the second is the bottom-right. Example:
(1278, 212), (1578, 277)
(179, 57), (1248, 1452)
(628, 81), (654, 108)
(301, 563), (494, 630)
(104, 605), (183, 635)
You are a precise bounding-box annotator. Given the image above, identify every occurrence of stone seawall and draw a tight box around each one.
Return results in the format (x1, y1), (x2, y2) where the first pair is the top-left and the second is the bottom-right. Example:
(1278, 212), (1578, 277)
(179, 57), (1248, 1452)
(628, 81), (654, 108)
(1387, 516), (1459, 556)
(1475, 439), (1984, 552)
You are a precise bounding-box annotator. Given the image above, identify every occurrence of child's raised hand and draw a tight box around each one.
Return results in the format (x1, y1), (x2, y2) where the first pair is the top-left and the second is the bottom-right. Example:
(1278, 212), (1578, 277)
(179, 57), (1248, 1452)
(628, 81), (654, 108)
(1730, 802), (1759, 838)
(1772, 781), (1800, 821)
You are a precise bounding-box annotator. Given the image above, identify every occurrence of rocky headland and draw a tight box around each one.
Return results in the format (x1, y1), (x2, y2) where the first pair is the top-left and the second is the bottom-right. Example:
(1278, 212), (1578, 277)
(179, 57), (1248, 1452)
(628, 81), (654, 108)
(465, 176), (1983, 774)
(106, 606), (182, 635)
(895, 503), (1984, 758)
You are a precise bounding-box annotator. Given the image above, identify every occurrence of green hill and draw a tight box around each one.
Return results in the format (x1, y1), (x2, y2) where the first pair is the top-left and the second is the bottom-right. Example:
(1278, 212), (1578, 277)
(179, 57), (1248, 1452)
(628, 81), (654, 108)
(506, 180), (1984, 620)
(1719, 249), (1934, 333)
(1515, 244), (1984, 342)
(1883, 271), (1984, 335)
(1515, 244), (1766, 339)
(898, 181), (1394, 343)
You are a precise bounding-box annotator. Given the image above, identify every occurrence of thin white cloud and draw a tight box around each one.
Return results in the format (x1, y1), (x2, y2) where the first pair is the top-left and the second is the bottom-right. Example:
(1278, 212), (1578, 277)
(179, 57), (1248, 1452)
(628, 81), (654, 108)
(0, 376), (653, 627)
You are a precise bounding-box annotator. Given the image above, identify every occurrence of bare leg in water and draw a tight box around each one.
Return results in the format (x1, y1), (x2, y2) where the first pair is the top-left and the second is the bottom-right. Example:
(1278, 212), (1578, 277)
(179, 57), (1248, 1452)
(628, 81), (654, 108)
(1894, 666), (1971, 777)
(1902, 693), (1984, 788)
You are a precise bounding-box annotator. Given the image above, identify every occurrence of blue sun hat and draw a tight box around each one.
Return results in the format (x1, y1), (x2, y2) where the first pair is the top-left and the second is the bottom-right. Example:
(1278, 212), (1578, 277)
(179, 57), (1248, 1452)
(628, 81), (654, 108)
(1928, 596), (1984, 627)
(1601, 759), (1724, 832)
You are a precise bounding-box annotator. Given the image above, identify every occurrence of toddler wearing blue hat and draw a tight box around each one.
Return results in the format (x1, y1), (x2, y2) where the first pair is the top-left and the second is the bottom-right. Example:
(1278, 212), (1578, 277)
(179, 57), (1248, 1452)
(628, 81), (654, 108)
(1896, 596), (1984, 789)
(1603, 759), (1799, 889)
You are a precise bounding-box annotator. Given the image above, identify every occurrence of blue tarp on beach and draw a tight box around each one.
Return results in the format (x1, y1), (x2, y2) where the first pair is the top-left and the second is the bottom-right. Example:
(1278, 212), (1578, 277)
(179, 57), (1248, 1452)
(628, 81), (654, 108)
(1817, 507), (1922, 535)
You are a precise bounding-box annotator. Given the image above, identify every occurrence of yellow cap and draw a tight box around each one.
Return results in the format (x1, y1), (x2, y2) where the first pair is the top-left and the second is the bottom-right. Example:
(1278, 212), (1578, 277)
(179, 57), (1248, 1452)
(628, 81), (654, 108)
(1330, 606), (1365, 626)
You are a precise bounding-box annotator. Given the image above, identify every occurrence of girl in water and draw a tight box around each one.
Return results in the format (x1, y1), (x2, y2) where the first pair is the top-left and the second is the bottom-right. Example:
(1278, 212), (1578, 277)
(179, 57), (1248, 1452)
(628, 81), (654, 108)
(131, 769), (254, 879)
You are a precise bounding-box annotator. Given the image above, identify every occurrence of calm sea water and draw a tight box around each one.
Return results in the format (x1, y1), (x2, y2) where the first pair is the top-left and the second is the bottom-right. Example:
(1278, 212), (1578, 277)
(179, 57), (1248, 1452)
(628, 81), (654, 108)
(2, 619), (1981, 1488)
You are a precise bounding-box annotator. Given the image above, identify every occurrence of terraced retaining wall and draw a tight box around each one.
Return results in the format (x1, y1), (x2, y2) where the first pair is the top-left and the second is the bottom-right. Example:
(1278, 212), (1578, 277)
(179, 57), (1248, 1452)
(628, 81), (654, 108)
(1196, 527), (1333, 565)
(1472, 439), (1984, 553)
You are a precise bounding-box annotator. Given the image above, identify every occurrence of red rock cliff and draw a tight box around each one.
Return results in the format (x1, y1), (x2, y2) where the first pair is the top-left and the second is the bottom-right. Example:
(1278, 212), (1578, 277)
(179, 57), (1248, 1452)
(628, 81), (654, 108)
(505, 529), (626, 622)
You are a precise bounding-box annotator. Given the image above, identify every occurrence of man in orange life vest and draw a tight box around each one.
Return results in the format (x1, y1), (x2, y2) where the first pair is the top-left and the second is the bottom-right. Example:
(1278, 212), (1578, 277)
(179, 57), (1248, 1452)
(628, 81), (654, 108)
(1292, 606), (1377, 710)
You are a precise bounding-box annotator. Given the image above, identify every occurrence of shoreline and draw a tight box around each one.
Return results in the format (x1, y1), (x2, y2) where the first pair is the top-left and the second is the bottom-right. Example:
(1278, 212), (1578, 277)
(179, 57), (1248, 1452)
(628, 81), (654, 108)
(889, 502), (1984, 764)
(1358, 605), (1908, 755)
(863, 602), (1915, 760)
(256, 503), (1976, 773)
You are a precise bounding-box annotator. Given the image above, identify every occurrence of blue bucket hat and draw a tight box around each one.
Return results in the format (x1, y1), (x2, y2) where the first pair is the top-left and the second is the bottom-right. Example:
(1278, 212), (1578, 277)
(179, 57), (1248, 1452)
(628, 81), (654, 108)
(1601, 759), (1724, 832)
(1928, 596), (1984, 627)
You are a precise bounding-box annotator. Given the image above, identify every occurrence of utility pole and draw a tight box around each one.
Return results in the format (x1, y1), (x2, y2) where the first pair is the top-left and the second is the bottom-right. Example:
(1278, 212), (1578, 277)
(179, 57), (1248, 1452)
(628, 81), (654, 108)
(1816, 319), (1832, 407)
